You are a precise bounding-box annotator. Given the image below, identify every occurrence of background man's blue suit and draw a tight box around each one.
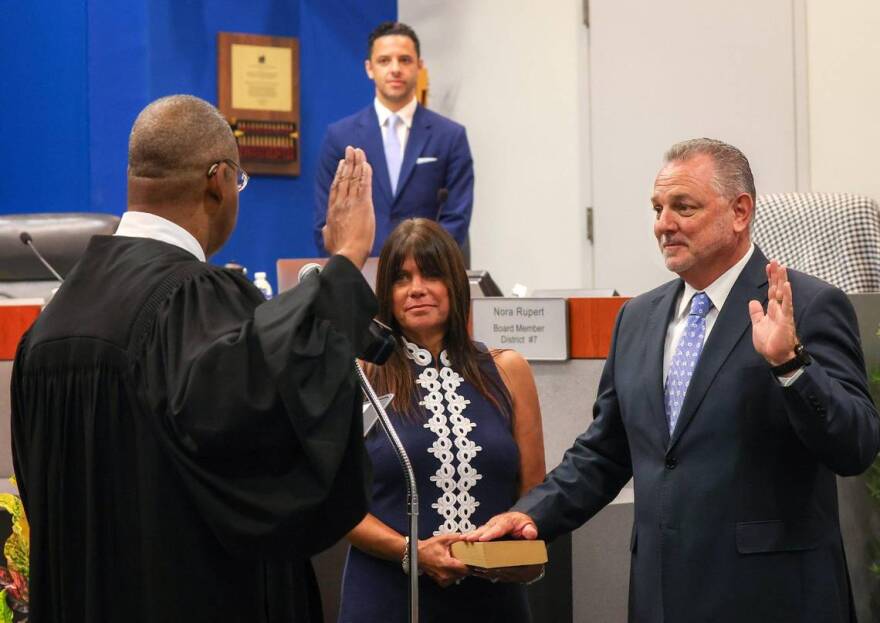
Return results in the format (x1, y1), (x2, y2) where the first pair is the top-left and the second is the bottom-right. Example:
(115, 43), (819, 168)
(314, 105), (473, 256)
(514, 248), (879, 622)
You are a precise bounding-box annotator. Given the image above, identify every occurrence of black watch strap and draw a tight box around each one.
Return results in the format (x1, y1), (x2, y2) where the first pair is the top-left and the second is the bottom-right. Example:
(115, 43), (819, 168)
(770, 343), (811, 376)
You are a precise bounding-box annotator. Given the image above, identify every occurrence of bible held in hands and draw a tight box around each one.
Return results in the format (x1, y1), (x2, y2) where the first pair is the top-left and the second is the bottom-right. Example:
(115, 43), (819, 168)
(451, 540), (548, 568)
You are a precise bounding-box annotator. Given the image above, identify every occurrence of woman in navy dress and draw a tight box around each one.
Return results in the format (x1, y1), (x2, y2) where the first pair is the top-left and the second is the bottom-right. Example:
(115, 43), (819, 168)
(338, 219), (546, 622)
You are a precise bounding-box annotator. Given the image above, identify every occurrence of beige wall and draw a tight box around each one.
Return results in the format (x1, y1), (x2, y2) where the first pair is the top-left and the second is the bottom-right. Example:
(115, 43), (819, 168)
(399, 1), (880, 293)
(587, 0), (804, 295)
(807, 0), (880, 201)
(398, 0), (592, 294)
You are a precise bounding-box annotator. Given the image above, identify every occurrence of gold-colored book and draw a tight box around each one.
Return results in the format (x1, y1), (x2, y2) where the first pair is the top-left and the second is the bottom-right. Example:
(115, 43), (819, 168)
(451, 540), (548, 568)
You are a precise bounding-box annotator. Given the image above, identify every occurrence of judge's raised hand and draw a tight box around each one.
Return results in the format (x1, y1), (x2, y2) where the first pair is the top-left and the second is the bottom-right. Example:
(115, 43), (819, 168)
(463, 511), (538, 543)
(748, 261), (799, 367)
(323, 146), (375, 269)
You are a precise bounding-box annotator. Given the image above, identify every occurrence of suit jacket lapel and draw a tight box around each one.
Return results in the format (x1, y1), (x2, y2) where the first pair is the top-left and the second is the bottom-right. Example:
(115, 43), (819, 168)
(668, 248), (770, 451)
(645, 280), (683, 447)
(394, 106), (431, 203)
(358, 107), (393, 206)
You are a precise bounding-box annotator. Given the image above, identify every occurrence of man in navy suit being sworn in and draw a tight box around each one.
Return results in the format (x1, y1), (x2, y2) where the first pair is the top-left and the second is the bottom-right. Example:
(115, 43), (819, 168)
(314, 21), (474, 258)
(469, 139), (879, 622)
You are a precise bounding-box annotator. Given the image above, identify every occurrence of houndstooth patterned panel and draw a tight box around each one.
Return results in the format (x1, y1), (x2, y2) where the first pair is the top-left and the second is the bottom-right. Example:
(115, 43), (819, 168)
(752, 192), (880, 293)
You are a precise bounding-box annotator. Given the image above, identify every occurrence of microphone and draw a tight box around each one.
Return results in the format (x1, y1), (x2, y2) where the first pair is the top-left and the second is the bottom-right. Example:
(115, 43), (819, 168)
(297, 261), (396, 364)
(297, 262), (322, 283)
(361, 319), (396, 365)
(20, 231), (64, 281)
(436, 188), (448, 221)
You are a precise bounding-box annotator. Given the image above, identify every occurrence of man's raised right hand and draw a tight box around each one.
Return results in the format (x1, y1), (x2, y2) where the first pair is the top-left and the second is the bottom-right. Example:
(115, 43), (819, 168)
(322, 146), (375, 269)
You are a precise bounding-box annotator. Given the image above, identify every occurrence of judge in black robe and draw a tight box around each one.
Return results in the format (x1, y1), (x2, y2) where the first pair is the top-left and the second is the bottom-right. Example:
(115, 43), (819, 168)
(11, 95), (378, 623)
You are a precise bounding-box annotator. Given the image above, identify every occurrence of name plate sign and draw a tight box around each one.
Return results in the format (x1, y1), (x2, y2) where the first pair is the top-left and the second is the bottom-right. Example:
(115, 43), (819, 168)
(471, 298), (568, 361)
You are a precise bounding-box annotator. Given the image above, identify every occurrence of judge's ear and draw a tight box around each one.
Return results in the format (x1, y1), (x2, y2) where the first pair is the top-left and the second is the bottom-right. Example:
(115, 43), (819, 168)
(205, 162), (226, 207)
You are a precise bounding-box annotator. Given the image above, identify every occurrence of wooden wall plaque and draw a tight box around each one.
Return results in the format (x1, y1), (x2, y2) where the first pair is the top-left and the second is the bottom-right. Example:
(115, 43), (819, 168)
(218, 32), (301, 176)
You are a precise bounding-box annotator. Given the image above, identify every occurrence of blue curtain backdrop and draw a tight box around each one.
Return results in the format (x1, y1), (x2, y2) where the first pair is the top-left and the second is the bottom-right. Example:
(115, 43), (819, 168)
(0, 0), (396, 290)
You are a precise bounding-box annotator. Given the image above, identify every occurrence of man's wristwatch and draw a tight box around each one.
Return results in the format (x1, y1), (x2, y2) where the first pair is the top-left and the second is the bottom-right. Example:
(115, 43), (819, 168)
(770, 342), (811, 376)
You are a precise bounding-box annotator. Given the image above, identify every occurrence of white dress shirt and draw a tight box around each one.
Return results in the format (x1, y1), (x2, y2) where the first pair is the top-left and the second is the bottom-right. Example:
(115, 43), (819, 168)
(663, 245), (754, 382)
(374, 96), (418, 158)
(114, 211), (206, 262)
(662, 244), (802, 387)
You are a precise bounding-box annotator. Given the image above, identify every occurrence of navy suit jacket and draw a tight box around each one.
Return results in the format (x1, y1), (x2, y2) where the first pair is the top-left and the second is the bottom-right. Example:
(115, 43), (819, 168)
(515, 248), (879, 622)
(314, 104), (473, 256)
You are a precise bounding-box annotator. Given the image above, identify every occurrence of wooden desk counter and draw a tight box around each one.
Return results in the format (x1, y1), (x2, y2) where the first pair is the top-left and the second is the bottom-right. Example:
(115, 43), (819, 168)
(568, 297), (630, 359)
(0, 299), (43, 361)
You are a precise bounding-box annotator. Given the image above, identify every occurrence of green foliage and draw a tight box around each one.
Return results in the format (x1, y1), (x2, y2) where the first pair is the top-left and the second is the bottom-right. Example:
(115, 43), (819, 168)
(0, 492), (28, 582)
(870, 437), (880, 578)
(0, 480), (28, 620)
(868, 457), (880, 504)
(0, 589), (12, 623)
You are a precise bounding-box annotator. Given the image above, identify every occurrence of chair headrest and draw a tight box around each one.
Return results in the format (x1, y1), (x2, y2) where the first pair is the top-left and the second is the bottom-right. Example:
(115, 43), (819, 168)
(0, 213), (120, 281)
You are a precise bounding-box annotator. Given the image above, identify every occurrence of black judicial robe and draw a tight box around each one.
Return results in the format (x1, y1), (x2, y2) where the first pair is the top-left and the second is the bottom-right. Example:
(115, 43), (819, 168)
(11, 235), (377, 623)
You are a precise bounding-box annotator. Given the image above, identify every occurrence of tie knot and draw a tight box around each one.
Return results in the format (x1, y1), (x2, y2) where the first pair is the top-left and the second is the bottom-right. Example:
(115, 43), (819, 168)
(689, 292), (711, 318)
(387, 113), (400, 129)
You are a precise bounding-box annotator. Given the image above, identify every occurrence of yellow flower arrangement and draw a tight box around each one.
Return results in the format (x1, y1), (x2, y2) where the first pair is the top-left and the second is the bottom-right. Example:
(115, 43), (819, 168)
(0, 479), (29, 622)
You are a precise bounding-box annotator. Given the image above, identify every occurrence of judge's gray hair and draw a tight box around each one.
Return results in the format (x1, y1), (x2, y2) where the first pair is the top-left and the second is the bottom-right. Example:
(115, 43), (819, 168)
(128, 95), (237, 179)
(664, 138), (756, 203)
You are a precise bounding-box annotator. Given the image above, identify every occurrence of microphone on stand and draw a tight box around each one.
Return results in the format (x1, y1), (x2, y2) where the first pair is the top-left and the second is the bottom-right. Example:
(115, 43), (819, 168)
(20, 232), (64, 282)
(434, 188), (470, 266)
(298, 260), (420, 622)
(297, 262), (322, 283)
(435, 188), (448, 221)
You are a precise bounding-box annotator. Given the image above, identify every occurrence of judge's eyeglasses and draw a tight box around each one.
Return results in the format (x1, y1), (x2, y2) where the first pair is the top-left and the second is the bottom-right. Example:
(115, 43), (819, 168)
(207, 159), (249, 192)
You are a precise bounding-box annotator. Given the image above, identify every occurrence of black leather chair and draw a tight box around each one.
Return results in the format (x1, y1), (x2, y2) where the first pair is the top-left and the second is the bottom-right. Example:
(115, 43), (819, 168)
(0, 212), (119, 299)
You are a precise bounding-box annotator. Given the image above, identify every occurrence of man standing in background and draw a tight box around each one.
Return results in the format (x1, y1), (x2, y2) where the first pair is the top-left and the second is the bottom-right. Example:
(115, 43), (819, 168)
(314, 21), (474, 260)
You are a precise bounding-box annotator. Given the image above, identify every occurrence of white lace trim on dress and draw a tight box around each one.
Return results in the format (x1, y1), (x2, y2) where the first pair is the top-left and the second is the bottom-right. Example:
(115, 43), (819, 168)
(404, 338), (483, 535)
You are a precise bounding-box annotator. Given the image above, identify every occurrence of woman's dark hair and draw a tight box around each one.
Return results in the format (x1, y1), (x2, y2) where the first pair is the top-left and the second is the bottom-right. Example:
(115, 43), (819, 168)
(367, 219), (511, 418)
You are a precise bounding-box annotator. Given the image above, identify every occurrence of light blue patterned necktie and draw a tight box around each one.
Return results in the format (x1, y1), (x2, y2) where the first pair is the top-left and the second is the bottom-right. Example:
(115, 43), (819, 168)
(665, 291), (712, 434)
(384, 113), (403, 195)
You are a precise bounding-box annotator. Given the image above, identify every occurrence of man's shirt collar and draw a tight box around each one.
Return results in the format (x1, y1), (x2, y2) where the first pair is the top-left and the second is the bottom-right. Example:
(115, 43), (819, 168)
(675, 244), (755, 320)
(374, 96), (418, 129)
(114, 211), (206, 262)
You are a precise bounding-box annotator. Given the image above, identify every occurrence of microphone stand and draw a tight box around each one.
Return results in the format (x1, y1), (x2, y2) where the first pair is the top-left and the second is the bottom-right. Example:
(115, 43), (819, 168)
(298, 263), (418, 620)
(19, 232), (64, 281)
(354, 362), (419, 623)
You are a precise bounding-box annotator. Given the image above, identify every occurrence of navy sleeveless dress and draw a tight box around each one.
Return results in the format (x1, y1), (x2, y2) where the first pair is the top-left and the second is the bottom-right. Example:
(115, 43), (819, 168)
(337, 340), (531, 622)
